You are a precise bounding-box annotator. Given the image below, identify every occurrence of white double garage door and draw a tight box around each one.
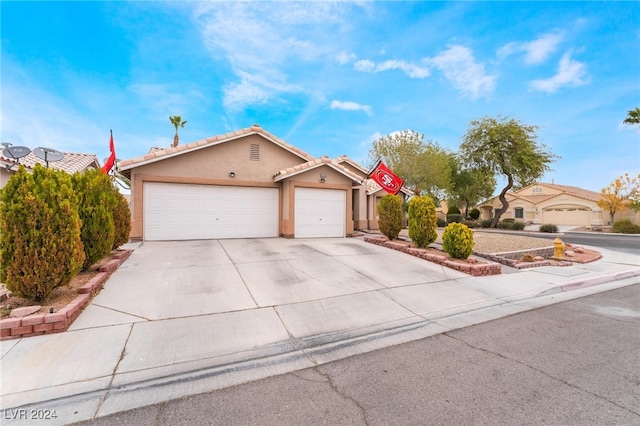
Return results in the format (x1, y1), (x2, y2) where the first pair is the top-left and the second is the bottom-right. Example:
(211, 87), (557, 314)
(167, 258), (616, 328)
(144, 182), (345, 241)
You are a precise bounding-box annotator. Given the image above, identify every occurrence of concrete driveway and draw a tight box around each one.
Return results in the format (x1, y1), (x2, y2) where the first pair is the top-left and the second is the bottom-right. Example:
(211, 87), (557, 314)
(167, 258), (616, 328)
(72, 237), (470, 324)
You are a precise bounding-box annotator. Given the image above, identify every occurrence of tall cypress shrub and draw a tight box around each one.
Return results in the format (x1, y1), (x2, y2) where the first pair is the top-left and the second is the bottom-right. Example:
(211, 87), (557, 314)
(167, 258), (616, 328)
(377, 194), (403, 240)
(0, 165), (85, 301)
(408, 195), (438, 248)
(73, 169), (117, 269)
(112, 191), (131, 249)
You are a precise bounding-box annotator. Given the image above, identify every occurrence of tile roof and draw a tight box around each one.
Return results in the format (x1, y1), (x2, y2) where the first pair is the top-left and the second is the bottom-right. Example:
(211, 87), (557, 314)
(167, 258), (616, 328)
(536, 183), (602, 202)
(117, 124), (315, 171)
(1, 151), (99, 174)
(365, 179), (415, 196)
(334, 155), (369, 176)
(273, 156), (364, 183)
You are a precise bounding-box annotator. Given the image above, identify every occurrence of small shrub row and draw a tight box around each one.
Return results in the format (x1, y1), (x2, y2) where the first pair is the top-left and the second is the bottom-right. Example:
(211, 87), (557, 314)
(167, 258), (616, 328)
(613, 219), (640, 234)
(539, 224), (558, 233)
(497, 220), (526, 230)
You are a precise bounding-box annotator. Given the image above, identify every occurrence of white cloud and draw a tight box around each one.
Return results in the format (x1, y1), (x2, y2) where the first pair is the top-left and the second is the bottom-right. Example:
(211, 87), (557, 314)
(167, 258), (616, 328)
(498, 32), (564, 65)
(429, 45), (496, 99)
(330, 100), (372, 115)
(353, 59), (430, 78)
(336, 51), (356, 65)
(530, 52), (588, 93)
(193, 2), (347, 112)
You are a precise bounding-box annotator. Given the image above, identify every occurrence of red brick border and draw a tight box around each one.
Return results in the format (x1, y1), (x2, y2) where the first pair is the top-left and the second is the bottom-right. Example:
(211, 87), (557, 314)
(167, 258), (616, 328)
(364, 236), (501, 277)
(0, 249), (132, 340)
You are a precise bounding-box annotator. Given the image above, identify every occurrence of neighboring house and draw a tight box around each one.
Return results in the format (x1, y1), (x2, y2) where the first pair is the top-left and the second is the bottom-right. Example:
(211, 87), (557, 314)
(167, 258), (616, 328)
(476, 182), (638, 226)
(0, 151), (100, 189)
(117, 125), (414, 241)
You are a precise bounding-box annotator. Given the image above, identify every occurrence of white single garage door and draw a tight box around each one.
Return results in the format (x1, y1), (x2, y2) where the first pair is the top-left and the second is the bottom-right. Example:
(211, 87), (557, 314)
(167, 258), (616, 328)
(295, 188), (345, 238)
(144, 183), (279, 241)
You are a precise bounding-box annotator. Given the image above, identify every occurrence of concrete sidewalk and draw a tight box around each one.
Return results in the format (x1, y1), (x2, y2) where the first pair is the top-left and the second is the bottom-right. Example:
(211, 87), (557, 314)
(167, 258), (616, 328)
(1, 238), (639, 425)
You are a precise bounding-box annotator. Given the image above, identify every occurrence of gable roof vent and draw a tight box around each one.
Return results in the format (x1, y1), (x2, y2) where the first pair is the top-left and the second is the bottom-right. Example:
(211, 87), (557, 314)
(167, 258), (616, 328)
(250, 143), (260, 161)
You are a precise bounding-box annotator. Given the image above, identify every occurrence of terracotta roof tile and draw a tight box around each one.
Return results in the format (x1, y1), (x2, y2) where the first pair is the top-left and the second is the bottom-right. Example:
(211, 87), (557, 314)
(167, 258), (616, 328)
(117, 124), (315, 170)
(273, 157), (364, 183)
(1, 151), (99, 174)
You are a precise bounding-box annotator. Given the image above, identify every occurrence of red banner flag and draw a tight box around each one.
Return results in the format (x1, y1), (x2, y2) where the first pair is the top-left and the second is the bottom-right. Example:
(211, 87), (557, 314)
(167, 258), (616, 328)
(369, 160), (403, 195)
(101, 130), (116, 174)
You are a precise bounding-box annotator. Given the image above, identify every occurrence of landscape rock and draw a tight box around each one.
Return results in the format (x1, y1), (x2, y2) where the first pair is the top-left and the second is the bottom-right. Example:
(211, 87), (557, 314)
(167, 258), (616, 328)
(564, 250), (576, 257)
(534, 256), (545, 261)
(10, 305), (41, 318)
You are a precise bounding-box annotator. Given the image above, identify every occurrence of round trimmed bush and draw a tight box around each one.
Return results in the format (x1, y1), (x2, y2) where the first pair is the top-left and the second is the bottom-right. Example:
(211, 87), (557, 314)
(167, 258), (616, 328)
(469, 208), (480, 221)
(442, 222), (474, 259)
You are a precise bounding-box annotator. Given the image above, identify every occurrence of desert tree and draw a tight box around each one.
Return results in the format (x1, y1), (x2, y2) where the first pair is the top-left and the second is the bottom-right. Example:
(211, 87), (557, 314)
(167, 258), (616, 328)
(459, 115), (558, 227)
(597, 173), (640, 224)
(368, 130), (452, 202)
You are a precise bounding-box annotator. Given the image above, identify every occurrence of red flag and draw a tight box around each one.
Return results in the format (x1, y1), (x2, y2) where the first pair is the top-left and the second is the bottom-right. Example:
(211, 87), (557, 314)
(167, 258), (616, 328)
(101, 130), (116, 174)
(369, 160), (403, 195)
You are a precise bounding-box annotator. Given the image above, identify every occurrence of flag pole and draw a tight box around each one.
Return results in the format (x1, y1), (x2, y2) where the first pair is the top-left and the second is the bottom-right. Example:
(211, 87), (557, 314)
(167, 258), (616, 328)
(362, 158), (381, 185)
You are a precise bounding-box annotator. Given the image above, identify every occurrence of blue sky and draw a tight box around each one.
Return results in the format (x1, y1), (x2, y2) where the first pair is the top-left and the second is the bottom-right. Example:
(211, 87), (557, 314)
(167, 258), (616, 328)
(1, 1), (638, 194)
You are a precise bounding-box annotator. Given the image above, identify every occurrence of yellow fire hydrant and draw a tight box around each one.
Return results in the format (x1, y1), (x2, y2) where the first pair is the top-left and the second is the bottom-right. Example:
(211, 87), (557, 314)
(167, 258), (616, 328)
(554, 237), (565, 258)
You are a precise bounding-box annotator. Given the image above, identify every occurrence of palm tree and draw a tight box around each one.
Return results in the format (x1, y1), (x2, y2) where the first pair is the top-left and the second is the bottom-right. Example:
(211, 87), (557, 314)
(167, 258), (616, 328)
(169, 115), (187, 147)
(623, 107), (640, 126)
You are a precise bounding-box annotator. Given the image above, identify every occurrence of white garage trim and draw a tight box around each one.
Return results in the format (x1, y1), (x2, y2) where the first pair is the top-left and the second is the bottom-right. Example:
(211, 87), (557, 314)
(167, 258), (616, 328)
(295, 188), (346, 238)
(144, 182), (278, 241)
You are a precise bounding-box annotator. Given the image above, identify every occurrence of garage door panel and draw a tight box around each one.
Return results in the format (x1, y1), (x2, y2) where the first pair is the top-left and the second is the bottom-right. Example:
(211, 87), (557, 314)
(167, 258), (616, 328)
(144, 183), (278, 241)
(295, 188), (345, 238)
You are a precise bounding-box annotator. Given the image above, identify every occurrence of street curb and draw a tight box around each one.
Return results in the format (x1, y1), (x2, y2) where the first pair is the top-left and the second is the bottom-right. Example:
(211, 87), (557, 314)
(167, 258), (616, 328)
(539, 268), (640, 296)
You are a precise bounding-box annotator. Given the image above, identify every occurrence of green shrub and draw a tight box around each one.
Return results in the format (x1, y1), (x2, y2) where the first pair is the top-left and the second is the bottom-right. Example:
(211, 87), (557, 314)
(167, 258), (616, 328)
(408, 196), (438, 248)
(447, 205), (461, 215)
(0, 165), (85, 302)
(73, 170), (118, 269)
(437, 217), (447, 227)
(442, 222), (474, 259)
(539, 224), (558, 233)
(502, 218), (515, 223)
(112, 192), (131, 249)
(613, 219), (640, 234)
(497, 220), (513, 229)
(480, 219), (493, 228)
(469, 208), (480, 220)
(511, 221), (526, 230)
(377, 194), (403, 240)
(446, 213), (463, 224)
(463, 220), (479, 228)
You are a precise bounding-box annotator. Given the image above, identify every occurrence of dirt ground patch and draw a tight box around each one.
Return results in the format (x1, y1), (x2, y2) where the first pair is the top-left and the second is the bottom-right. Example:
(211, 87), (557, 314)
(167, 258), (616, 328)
(1, 258), (110, 319)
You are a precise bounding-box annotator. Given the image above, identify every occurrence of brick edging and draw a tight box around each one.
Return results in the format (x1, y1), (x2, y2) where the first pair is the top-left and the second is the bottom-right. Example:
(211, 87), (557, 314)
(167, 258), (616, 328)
(0, 249), (132, 340)
(364, 236), (501, 276)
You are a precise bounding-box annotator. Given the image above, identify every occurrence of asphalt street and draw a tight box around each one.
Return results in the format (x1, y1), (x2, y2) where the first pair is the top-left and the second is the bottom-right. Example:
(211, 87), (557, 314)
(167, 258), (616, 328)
(71, 283), (640, 426)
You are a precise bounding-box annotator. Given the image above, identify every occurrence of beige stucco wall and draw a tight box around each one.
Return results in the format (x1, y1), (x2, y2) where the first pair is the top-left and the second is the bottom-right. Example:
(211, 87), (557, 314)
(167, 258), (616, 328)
(124, 134), (362, 239)
(127, 135), (310, 239)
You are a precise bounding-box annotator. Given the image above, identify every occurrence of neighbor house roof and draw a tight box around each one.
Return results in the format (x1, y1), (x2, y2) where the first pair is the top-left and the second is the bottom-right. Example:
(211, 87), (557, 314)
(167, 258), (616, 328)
(117, 124), (315, 172)
(273, 156), (363, 183)
(0, 151), (100, 174)
(477, 182), (602, 206)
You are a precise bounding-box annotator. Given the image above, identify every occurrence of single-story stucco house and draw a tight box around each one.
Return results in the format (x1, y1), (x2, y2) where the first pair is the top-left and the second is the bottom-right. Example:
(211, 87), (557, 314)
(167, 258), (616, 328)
(476, 182), (639, 226)
(0, 151), (100, 189)
(117, 124), (412, 241)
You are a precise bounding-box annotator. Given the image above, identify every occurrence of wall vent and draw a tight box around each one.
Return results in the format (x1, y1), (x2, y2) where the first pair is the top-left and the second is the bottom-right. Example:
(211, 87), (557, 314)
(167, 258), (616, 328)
(250, 144), (260, 161)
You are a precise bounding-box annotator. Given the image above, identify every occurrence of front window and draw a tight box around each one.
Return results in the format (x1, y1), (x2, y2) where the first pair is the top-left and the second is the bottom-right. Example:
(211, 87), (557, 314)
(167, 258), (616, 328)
(515, 207), (524, 219)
